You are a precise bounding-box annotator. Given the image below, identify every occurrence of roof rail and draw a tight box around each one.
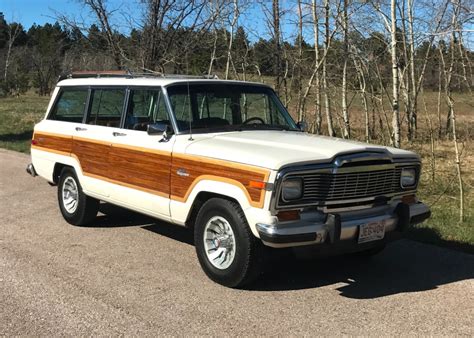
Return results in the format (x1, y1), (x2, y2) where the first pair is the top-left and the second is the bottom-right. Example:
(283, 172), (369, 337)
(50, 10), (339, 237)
(58, 70), (219, 81)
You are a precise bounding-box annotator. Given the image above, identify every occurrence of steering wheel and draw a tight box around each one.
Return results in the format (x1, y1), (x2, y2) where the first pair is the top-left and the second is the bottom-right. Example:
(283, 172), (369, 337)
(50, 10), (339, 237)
(242, 117), (265, 125)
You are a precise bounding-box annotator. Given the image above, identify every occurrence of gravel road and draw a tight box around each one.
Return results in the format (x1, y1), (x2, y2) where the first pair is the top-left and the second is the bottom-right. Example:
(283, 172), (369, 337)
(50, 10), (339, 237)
(1, 148), (473, 335)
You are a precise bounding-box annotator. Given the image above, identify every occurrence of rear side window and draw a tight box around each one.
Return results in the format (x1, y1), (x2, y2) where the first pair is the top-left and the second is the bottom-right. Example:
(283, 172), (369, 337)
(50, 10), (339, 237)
(49, 89), (88, 123)
(87, 89), (125, 127)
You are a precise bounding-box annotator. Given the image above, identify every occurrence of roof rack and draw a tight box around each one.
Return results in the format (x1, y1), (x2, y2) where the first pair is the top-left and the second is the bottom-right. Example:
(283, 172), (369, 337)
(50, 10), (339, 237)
(58, 70), (219, 82)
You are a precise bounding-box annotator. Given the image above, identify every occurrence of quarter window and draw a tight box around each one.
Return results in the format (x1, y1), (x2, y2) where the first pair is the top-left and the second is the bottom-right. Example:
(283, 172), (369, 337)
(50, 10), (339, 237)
(49, 89), (88, 123)
(124, 89), (169, 131)
(87, 89), (125, 127)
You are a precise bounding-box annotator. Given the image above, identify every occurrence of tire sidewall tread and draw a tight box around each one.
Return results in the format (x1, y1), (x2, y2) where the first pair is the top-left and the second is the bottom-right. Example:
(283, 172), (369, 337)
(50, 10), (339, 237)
(57, 167), (98, 226)
(194, 198), (263, 288)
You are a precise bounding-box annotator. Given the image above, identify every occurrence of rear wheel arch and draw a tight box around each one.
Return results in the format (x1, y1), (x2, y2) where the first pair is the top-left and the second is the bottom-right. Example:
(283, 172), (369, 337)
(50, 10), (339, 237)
(53, 163), (72, 184)
(57, 166), (99, 226)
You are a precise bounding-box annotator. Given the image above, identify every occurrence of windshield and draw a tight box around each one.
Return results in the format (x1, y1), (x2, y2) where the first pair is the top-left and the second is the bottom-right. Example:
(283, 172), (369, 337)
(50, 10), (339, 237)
(166, 83), (298, 133)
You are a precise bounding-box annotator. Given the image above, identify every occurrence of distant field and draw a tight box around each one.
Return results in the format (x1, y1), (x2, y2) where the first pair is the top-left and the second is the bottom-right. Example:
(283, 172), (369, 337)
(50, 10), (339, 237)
(0, 91), (472, 252)
(0, 94), (50, 153)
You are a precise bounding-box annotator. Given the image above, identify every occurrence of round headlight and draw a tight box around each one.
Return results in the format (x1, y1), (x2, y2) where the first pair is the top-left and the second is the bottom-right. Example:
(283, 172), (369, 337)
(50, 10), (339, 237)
(281, 178), (303, 201)
(401, 168), (416, 188)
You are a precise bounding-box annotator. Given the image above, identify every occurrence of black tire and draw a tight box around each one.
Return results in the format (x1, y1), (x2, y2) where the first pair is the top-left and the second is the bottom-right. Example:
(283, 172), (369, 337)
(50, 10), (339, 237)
(355, 244), (386, 257)
(57, 167), (99, 226)
(194, 198), (263, 288)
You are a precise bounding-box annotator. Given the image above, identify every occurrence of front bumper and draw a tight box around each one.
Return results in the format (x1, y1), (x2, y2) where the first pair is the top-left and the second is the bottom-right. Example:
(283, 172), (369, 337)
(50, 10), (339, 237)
(256, 202), (430, 248)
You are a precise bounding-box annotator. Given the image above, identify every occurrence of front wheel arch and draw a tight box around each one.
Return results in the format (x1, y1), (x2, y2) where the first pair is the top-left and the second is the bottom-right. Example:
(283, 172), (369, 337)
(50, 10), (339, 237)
(185, 191), (242, 228)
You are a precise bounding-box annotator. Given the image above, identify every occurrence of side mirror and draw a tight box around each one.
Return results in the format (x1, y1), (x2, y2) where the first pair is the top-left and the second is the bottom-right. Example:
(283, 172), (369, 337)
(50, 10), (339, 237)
(147, 122), (174, 141)
(297, 121), (308, 132)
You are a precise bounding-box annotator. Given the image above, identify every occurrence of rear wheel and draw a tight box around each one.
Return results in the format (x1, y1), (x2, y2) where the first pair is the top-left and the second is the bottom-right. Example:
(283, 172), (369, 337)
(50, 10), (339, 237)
(57, 167), (99, 226)
(194, 198), (263, 288)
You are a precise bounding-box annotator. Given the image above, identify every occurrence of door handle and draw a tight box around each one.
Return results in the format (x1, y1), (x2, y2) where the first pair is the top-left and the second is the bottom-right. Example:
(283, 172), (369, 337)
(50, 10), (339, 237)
(112, 132), (127, 137)
(75, 127), (87, 131)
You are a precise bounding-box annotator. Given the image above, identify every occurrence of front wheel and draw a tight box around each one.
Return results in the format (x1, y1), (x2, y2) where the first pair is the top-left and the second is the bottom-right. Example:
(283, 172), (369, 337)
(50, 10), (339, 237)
(194, 198), (263, 288)
(57, 167), (99, 226)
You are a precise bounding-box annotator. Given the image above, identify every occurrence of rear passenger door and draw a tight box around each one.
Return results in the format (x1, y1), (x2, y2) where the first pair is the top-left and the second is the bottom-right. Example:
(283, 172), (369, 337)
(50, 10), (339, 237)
(72, 87), (126, 197)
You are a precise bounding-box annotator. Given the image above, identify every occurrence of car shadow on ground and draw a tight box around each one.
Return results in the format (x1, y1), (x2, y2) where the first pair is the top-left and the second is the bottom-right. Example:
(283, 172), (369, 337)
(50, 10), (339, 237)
(93, 203), (474, 299)
(94, 203), (194, 245)
(251, 243), (474, 298)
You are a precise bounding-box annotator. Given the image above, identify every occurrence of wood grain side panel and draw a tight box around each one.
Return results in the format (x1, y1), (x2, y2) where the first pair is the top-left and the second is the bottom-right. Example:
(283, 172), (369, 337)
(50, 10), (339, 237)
(72, 139), (110, 178)
(170, 156), (268, 206)
(33, 132), (73, 154)
(109, 146), (171, 195)
(32, 132), (270, 208)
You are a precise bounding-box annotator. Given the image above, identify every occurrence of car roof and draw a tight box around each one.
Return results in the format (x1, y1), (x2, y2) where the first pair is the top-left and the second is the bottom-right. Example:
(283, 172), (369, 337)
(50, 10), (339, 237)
(56, 77), (271, 88)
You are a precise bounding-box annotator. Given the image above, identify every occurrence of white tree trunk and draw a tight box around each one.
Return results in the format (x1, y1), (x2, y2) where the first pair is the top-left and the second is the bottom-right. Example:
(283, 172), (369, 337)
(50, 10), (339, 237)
(323, 0), (335, 137)
(341, 0), (350, 138)
(312, 0), (322, 134)
(390, 0), (401, 148)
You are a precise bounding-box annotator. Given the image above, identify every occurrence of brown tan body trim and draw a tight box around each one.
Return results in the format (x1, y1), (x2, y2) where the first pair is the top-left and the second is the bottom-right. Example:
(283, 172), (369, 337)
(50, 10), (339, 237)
(32, 132), (269, 207)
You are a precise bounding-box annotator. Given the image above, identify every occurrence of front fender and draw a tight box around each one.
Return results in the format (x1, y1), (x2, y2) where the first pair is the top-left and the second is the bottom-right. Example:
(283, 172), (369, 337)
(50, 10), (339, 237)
(170, 178), (253, 224)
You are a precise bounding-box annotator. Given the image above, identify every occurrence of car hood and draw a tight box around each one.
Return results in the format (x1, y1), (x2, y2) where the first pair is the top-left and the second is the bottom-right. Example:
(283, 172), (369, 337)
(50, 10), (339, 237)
(183, 130), (419, 170)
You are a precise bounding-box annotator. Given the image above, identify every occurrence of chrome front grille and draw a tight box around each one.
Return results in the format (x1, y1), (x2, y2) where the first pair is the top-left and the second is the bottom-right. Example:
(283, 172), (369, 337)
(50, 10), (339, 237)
(278, 166), (409, 208)
(299, 168), (402, 202)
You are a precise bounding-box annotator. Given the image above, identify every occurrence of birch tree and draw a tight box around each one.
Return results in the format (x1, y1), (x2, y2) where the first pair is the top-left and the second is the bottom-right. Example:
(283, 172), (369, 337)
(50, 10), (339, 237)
(390, 0), (401, 148)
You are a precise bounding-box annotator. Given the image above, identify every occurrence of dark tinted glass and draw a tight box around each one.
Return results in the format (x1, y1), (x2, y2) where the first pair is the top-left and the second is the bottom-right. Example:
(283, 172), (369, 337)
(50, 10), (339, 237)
(87, 89), (125, 127)
(49, 89), (88, 123)
(124, 89), (169, 131)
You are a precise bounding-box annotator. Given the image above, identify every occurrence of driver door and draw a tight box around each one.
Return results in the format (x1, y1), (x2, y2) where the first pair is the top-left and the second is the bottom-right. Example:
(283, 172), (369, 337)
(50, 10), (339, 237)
(108, 87), (174, 219)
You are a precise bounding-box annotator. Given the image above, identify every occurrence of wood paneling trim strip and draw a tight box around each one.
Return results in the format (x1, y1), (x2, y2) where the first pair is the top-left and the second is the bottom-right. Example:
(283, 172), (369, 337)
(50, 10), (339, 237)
(32, 131), (270, 208)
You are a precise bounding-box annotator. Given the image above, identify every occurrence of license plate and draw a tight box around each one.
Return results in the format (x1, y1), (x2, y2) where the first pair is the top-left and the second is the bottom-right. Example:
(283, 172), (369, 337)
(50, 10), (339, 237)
(358, 220), (385, 243)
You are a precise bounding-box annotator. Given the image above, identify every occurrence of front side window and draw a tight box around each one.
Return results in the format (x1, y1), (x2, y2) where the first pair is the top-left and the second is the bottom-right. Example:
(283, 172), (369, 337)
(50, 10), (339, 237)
(124, 89), (169, 131)
(166, 83), (297, 133)
(49, 88), (88, 123)
(87, 88), (125, 127)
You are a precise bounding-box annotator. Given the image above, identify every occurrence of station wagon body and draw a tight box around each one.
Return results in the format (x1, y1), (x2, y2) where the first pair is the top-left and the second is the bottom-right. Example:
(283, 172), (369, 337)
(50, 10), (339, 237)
(28, 73), (431, 287)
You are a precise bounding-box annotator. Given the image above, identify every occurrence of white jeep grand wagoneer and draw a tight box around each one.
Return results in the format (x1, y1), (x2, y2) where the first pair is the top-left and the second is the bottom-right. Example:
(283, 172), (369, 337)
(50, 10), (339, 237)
(28, 72), (430, 287)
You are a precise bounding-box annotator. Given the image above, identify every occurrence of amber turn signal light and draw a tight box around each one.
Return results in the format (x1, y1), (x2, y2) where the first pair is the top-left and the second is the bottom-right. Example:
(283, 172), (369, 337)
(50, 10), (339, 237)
(249, 180), (266, 189)
(277, 210), (300, 222)
(401, 194), (416, 204)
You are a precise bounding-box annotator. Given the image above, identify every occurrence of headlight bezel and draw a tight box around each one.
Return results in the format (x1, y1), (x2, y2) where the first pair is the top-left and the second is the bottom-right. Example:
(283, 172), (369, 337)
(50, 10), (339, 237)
(281, 177), (303, 201)
(400, 167), (417, 189)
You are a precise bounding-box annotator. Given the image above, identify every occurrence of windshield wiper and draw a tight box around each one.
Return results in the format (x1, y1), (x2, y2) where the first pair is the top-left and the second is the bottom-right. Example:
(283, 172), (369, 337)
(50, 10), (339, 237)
(238, 124), (296, 131)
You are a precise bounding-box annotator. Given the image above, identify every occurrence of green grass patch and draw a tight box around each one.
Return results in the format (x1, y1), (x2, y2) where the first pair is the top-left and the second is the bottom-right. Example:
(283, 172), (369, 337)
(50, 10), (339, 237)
(0, 94), (49, 153)
(406, 177), (474, 254)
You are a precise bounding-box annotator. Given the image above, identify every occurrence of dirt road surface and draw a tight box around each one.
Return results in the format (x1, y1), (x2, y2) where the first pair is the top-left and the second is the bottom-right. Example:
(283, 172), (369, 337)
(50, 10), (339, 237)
(1, 149), (473, 335)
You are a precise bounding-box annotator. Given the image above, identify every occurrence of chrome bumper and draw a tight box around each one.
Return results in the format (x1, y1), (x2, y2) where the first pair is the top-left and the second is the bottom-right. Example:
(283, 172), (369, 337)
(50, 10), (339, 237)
(257, 202), (430, 248)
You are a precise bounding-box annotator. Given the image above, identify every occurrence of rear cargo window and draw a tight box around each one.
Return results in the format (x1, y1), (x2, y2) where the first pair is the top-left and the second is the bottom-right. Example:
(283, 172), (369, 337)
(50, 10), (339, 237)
(49, 89), (88, 123)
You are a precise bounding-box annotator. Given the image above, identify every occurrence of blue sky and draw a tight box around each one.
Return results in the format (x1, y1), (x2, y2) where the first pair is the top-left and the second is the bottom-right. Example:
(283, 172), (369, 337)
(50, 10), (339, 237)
(0, 0), (303, 43)
(1, 0), (472, 48)
(0, 0), (276, 39)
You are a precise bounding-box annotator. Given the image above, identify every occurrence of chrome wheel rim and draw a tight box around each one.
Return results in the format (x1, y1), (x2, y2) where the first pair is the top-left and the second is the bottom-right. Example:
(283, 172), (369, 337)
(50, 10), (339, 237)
(62, 176), (79, 214)
(203, 216), (236, 270)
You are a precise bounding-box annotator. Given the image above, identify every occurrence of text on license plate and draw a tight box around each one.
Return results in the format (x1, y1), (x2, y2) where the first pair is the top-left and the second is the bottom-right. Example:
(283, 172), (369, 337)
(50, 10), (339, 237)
(358, 220), (386, 243)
